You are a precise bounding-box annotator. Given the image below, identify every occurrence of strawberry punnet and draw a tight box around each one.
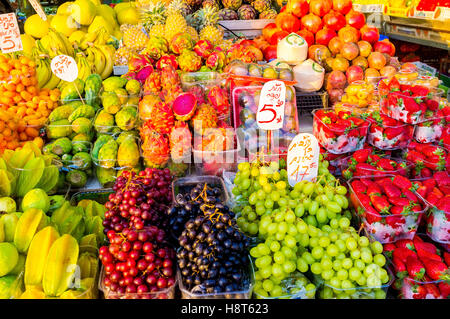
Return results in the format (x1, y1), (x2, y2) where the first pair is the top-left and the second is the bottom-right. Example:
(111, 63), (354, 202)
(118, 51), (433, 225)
(404, 142), (450, 178)
(313, 108), (369, 154)
(367, 111), (413, 150)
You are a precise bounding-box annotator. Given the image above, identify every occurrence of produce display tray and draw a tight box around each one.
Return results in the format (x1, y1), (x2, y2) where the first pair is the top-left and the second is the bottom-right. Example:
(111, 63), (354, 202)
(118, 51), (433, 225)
(296, 90), (328, 112)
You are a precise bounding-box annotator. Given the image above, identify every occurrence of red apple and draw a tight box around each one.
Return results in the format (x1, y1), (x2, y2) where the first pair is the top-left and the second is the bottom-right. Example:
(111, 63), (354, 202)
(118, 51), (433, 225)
(374, 40), (395, 56)
(327, 70), (347, 89)
(315, 27), (337, 46)
(332, 0), (353, 15)
(262, 23), (279, 42)
(338, 26), (360, 43)
(269, 30), (289, 45)
(328, 36), (343, 55)
(296, 29), (315, 47)
(310, 0), (332, 17)
(357, 40), (372, 57)
(345, 10), (366, 30)
(360, 25), (379, 45)
(368, 51), (387, 70)
(287, 0), (309, 18)
(341, 42), (359, 61)
(301, 13), (323, 34)
(276, 12), (301, 33)
(346, 65), (364, 83)
(323, 10), (346, 31)
(263, 45), (277, 61)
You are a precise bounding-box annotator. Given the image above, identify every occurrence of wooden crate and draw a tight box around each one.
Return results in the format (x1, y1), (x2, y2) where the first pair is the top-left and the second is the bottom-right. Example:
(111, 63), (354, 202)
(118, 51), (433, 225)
(219, 19), (274, 39)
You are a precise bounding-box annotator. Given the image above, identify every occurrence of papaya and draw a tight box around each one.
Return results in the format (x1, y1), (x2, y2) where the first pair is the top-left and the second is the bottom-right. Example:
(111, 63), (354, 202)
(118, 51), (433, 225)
(72, 117), (92, 134)
(84, 74), (102, 106)
(51, 137), (72, 156)
(91, 134), (113, 161)
(68, 104), (96, 122)
(47, 119), (73, 139)
(49, 104), (76, 122)
(42, 234), (79, 297)
(102, 76), (127, 91)
(61, 79), (85, 104)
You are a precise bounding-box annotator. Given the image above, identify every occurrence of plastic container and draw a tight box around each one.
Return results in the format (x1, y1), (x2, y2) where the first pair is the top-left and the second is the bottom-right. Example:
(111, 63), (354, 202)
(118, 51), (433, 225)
(340, 157), (412, 179)
(425, 204), (450, 244)
(192, 128), (240, 176)
(340, 81), (375, 108)
(178, 256), (254, 299)
(402, 142), (450, 176)
(99, 266), (176, 299)
(70, 188), (114, 206)
(348, 175), (427, 244)
(171, 175), (229, 205)
(253, 271), (316, 299)
(395, 69), (419, 84)
(399, 276), (446, 299)
(415, 75), (440, 90)
(367, 115), (414, 150)
(380, 85), (444, 125)
(312, 108), (370, 154)
(414, 114), (446, 144)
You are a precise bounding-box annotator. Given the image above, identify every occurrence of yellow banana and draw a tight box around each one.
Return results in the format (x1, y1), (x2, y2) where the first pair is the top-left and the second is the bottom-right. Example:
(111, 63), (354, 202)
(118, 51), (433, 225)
(93, 28), (108, 46)
(56, 31), (74, 57)
(97, 44), (115, 80)
(79, 32), (98, 51)
(36, 58), (52, 89)
(87, 46), (106, 76)
(42, 71), (61, 90)
(47, 30), (68, 57)
(75, 53), (92, 82)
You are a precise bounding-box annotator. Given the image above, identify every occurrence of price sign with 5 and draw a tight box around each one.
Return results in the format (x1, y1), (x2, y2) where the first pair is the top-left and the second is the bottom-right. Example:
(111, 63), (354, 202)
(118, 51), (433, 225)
(256, 80), (286, 130)
(0, 13), (23, 53)
(287, 133), (319, 187)
(51, 55), (78, 82)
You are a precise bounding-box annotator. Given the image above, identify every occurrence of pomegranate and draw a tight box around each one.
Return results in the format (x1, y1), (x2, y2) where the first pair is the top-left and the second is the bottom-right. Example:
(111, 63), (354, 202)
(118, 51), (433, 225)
(287, 0), (309, 18)
(357, 40), (372, 57)
(338, 26), (360, 43)
(323, 10), (346, 31)
(332, 0), (353, 15)
(368, 52), (387, 70)
(341, 42), (359, 61)
(310, 0), (332, 17)
(360, 25), (380, 45)
(262, 23), (278, 41)
(315, 27), (336, 46)
(301, 13), (323, 34)
(346, 65), (364, 83)
(327, 70), (347, 89)
(328, 36), (343, 55)
(345, 10), (366, 30)
(296, 29), (315, 47)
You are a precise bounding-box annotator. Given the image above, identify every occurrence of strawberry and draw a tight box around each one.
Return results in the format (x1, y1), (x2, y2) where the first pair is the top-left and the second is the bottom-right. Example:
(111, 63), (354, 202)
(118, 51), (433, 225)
(434, 171), (450, 187)
(411, 284), (428, 299)
(377, 158), (395, 171)
(438, 281), (450, 299)
(392, 256), (408, 278)
(417, 249), (442, 263)
(367, 183), (382, 196)
(358, 193), (372, 208)
(444, 252), (450, 266)
(392, 175), (413, 190)
(370, 194), (390, 212)
(352, 148), (371, 163)
(385, 214), (405, 228)
(355, 163), (376, 177)
(416, 185), (428, 199)
(406, 256), (426, 280)
(383, 184), (402, 198)
(364, 206), (382, 224)
(426, 192), (441, 206)
(384, 126), (404, 140)
(351, 180), (366, 193)
(388, 197), (410, 207)
(421, 257), (449, 281)
(393, 247), (417, 263)
(413, 238), (439, 255)
(423, 178), (437, 191)
(403, 189), (418, 202)
(403, 97), (420, 112)
(383, 243), (396, 258)
(422, 145), (445, 158)
(423, 282), (441, 299)
(431, 187), (444, 199)
(390, 205), (404, 215)
(395, 239), (415, 251)
(410, 85), (430, 97)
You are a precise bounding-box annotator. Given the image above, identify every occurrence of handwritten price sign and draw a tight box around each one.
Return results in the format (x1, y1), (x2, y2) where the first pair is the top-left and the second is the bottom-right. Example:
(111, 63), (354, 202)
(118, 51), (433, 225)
(0, 13), (23, 53)
(28, 0), (47, 21)
(256, 80), (286, 130)
(287, 133), (319, 187)
(51, 55), (78, 82)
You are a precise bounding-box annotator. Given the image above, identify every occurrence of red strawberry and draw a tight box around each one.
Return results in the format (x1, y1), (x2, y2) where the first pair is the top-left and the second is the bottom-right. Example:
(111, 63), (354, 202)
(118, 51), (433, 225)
(384, 126), (404, 140)
(410, 85), (429, 97)
(416, 185), (428, 199)
(395, 239), (415, 251)
(385, 214), (405, 228)
(358, 193), (372, 208)
(406, 256), (426, 280)
(383, 243), (396, 258)
(434, 171), (450, 186)
(383, 184), (402, 198)
(406, 150), (426, 163)
(367, 183), (382, 196)
(444, 252), (450, 266)
(390, 205), (404, 215)
(351, 180), (367, 193)
(353, 148), (371, 163)
(422, 145), (445, 158)
(421, 257), (449, 281)
(392, 175), (412, 190)
(364, 206), (382, 224)
(377, 158), (395, 171)
(423, 282), (441, 299)
(388, 197), (410, 207)
(411, 284), (428, 299)
(370, 194), (390, 212)
(413, 238), (439, 254)
(329, 123), (347, 134)
(438, 282), (450, 298)
(360, 178), (376, 187)
(355, 163), (376, 177)
(392, 256), (407, 277)
(393, 247), (417, 263)
(426, 192), (441, 206)
(403, 189), (418, 202)
(417, 249), (442, 263)
(403, 97), (420, 112)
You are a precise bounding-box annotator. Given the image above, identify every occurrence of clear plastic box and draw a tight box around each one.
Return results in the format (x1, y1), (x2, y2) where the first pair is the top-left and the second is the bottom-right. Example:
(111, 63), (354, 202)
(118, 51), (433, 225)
(98, 266), (177, 299)
(171, 175), (229, 205)
(367, 116), (415, 150)
(347, 175), (428, 244)
(402, 142), (450, 176)
(312, 108), (369, 154)
(253, 271), (316, 299)
(426, 206), (450, 244)
(340, 156), (412, 180)
(177, 256), (254, 299)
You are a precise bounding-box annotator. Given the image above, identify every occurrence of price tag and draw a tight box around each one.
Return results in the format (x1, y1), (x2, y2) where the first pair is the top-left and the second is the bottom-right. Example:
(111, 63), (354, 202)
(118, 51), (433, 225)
(256, 80), (286, 130)
(287, 133), (319, 187)
(51, 55), (78, 82)
(28, 0), (47, 21)
(0, 13), (23, 53)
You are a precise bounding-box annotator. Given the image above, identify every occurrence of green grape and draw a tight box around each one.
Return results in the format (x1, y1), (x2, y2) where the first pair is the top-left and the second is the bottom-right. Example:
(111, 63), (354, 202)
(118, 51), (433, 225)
(270, 191), (280, 202)
(307, 225), (319, 237)
(370, 241), (383, 255)
(247, 211), (257, 221)
(257, 189), (266, 200)
(335, 239), (346, 252)
(258, 244), (271, 256)
(283, 260), (296, 274)
(315, 184), (324, 194)
(311, 246), (324, 260)
(271, 264), (285, 278)
(296, 258), (309, 273)
(255, 271), (263, 281)
(326, 209), (337, 220)
(270, 276), (282, 285)
(253, 180), (261, 190)
(274, 211), (285, 222)
(274, 251), (286, 264)
(375, 289), (386, 299)
(346, 237), (358, 251)
(263, 183), (272, 193)
(280, 169), (288, 179)
(354, 259), (365, 271)
(262, 279), (274, 292)
(356, 275), (366, 286)
(281, 246), (294, 259)
(319, 236), (331, 248)
(299, 233), (309, 247)
(270, 241), (281, 252)
(363, 264), (380, 278)
(325, 189), (334, 201)
(287, 224), (298, 236)
(349, 268), (362, 281)
(336, 269), (348, 281)
(342, 258), (353, 270)
(232, 187), (240, 196)
(275, 233), (285, 241)
(321, 286), (334, 299)
(234, 174), (242, 185)
(241, 222), (249, 232)
(259, 255), (272, 268)
(284, 235), (296, 248)
(366, 275), (381, 288)
(374, 254), (386, 267)
(341, 280), (353, 290)
(330, 218), (339, 229)
(336, 253), (346, 260)
(288, 199), (297, 209)
(277, 222), (287, 234)
(303, 197), (312, 210)
(333, 260), (346, 273)
(290, 190), (300, 199)
(339, 232), (351, 242)
(284, 210), (296, 223)
(305, 215), (318, 228)
(278, 197), (288, 207)
(276, 181), (287, 190)
(260, 166), (271, 176)
(311, 262), (323, 275)
(296, 220), (308, 233)
(272, 171), (281, 181)
(336, 185), (347, 195)
(241, 179), (251, 190)
(303, 182), (315, 195)
(302, 252), (315, 265)
(250, 247), (260, 258)
(350, 249), (361, 260)
(316, 208), (328, 224)
(251, 167), (259, 177)
(256, 205), (266, 216)
(267, 223), (278, 235)
(333, 195), (346, 209)
(361, 251), (373, 264)
(260, 266), (272, 279)
(339, 217), (350, 229)
(248, 223), (258, 235)
(308, 201), (318, 215)
(265, 198), (274, 209)
(248, 193), (257, 205)
(271, 285), (283, 297)
(343, 210), (352, 221)
(318, 166), (329, 175)
(328, 231), (339, 242)
(329, 278), (341, 289)
(279, 189), (287, 197)
(358, 236), (370, 247)
(326, 244), (339, 257)
(321, 269), (335, 281)
(321, 258), (333, 270)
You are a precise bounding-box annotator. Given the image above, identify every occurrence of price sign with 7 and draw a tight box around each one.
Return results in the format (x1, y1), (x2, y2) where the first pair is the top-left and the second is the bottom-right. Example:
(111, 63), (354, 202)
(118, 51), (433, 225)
(51, 55), (78, 82)
(0, 13), (23, 53)
(287, 133), (319, 187)
(256, 80), (286, 130)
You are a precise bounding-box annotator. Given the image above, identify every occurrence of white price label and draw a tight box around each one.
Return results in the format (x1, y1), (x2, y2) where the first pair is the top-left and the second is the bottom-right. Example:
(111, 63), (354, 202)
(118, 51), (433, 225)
(0, 13), (23, 53)
(51, 55), (78, 82)
(287, 133), (319, 187)
(28, 0), (47, 21)
(256, 80), (286, 131)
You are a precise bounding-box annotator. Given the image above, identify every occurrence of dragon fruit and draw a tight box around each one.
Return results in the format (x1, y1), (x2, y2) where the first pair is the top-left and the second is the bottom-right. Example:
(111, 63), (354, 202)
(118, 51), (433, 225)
(156, 55), (178, 70)
(143, 36), (169, 60)
(140, 123), (170, 168)
(191, 103), (218, 135)
(173, 92), (197, 121)
(170, 120), (192, 162)
(143, 70), (161, 96)
(205, 50), (226, 71)
(178, 49), (202, 72)
(170, 33), (194, 55)
(160, 65), (183, 104)
(207, 86), (231, 117)
(188, 85), (207, 105)
(193, 39), (214, 59)
(142, 102), (174, 135)
(139, 94), (163, 121)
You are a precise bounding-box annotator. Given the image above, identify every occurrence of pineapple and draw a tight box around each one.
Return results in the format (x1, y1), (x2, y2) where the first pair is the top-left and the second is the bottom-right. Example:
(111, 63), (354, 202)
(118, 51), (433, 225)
(164, 0), (188, 43)
(114, 46), (136, 65)
(196, 7), (224, 46)
(168, 0), (193, 16)
(150, 24), (165, 38)
(123, 25), (149, 51)
(140, 1), (167, 33)
(186, 26), (199, 43)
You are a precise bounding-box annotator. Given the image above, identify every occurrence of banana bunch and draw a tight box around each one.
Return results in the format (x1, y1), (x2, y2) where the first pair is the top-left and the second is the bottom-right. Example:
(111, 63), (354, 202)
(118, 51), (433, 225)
(85, 46), (106, 78)
(75, 51), (92, 82)
(40, 29), (74, 59)
(97, 45), (115, 80)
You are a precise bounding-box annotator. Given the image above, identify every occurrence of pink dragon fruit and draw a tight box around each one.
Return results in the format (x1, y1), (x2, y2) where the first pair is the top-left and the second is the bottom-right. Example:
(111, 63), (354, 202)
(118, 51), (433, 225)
(188, 85), (207, 105)
(208, 86), (230, 117)
(205, 50), (226, 71)
(193, 39), (214, 59)
(156, 55), (178, 70)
